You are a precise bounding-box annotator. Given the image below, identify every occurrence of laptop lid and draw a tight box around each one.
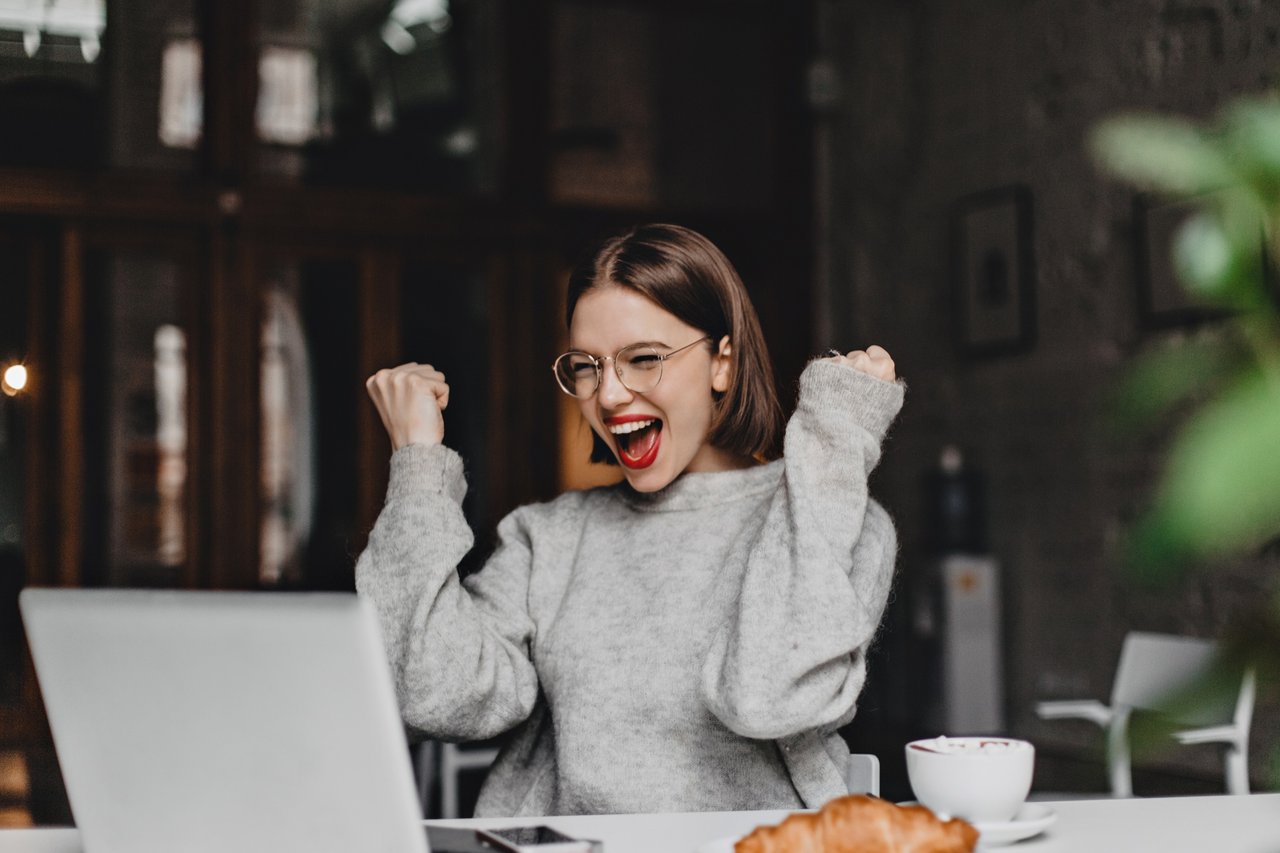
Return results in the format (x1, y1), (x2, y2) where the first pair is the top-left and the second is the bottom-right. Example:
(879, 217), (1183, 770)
(20, 588), (430, 853)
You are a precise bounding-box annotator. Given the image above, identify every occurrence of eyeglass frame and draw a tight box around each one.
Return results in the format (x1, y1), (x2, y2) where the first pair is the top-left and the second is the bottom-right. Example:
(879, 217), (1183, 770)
(551, 336), (714, 398)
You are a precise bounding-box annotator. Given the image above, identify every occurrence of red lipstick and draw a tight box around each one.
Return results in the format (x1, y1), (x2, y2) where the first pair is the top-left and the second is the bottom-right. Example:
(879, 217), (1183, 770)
(603, 414), (662, 470)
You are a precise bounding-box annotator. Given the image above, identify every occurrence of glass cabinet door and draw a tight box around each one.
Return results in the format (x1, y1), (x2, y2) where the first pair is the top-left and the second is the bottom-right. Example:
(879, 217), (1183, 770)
(550, 0), (777, 212)
(81, 244), (195, 587)
(399, 256), (496, 571)
(253, 0), (503, 194)
(259, 256), (360, 589)
(0, 0), (201, 172)
(0, 229), (37, 711)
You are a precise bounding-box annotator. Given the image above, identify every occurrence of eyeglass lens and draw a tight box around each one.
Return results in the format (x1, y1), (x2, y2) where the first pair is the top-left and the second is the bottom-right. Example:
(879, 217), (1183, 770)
(555, 344), (664, 398)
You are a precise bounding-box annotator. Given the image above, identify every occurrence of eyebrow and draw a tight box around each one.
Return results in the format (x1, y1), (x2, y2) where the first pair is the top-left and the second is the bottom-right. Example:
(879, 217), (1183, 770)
(569, 339), (671, 354)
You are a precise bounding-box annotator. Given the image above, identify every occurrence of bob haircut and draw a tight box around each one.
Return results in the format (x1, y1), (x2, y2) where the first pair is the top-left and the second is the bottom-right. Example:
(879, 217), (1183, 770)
(565, 223), (784, 464)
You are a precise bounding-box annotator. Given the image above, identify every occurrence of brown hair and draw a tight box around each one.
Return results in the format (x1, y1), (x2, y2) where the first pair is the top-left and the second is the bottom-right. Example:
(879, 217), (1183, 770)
(566, 223), (784, 464)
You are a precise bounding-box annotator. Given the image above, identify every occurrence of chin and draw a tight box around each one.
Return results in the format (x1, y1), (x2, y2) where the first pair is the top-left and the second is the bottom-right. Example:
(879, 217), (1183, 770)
(618, 461), (681, 493)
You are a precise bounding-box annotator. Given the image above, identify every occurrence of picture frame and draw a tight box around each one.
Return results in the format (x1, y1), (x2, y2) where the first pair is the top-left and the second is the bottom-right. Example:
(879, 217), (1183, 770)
(951, 185), (1036, 357)
(1134, 193), (1230, 329)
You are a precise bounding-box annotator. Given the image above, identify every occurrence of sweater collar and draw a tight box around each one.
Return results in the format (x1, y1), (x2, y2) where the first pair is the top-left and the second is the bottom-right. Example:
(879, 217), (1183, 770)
(613, 459), (783, 512)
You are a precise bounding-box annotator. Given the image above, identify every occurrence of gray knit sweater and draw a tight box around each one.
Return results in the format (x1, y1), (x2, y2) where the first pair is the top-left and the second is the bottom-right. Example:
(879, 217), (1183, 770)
(355, 360), (905, 817)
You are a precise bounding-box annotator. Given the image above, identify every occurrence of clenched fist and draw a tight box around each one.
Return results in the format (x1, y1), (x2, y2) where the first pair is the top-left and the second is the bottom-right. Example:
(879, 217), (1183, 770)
(826, 345), (896, 382)
(365, 363), (450, 450)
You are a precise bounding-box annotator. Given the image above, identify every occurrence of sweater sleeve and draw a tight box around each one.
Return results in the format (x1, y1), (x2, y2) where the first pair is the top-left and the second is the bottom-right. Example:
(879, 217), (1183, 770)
(700, 360), (904, 740)
(355, 443), (540, 741)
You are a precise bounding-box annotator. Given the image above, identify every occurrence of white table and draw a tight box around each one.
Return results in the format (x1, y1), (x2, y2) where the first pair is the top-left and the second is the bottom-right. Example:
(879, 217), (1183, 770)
(2, 794), (1278, 852)
(438, 794), (1280, 852)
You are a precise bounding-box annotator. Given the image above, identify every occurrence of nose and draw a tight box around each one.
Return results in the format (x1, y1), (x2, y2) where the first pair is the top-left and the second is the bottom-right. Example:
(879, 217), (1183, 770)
(596, 359), (634, 408)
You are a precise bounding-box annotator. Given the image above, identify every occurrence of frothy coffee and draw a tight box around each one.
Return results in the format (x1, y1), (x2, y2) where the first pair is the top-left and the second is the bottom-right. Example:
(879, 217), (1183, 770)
(908, 736), (1030, 756)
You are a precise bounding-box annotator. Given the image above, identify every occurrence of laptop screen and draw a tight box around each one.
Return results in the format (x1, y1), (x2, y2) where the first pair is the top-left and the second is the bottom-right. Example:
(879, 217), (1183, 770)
(21, 588), (430, 853)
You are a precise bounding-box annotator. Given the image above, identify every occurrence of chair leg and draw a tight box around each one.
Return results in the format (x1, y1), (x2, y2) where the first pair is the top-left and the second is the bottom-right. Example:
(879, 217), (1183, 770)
(414, 741), (436, 817)
(1106, 710), (1133, 798)
(440, 743), (500, 818)
(441, 745), (460, 820)
(1225, 746), (1250, 795)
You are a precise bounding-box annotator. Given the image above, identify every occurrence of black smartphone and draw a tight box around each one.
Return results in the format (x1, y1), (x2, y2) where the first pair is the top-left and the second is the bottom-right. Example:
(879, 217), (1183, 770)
(425, 825), (599, 853)
(485, 825), (599, 852)
(424, 826), (520, 853)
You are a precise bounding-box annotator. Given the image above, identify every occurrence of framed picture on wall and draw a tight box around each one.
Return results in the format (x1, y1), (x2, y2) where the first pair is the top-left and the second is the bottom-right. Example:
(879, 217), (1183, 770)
(1134, 193), (1231, 329)
(951, 185), (1036, 357)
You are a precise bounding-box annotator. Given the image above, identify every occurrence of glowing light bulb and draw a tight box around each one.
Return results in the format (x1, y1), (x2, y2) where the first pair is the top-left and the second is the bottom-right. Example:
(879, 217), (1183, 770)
(1, 364), (27, 397)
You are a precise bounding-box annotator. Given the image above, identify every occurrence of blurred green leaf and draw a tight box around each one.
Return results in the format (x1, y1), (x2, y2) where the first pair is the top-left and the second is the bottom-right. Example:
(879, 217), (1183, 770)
(1091, 116), (1238, 196)
(1227, 598), (1280, 682)
(1127, 605), (1275, 762)
(1171, 189), (1269, 311)
(1108, 337), (1242, 434)
(1223, 97), (1280, 193)
(1125, 511), (1197, 584)
(1173, 213), (1241, 298)
(1129, 370), (1280, 576)
(1098, 93), (1280, 788)
(1128, 649), (1251, 758)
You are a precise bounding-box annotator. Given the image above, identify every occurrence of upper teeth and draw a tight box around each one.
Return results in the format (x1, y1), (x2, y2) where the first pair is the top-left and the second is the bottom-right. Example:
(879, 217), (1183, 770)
(609, 419), (655, 435)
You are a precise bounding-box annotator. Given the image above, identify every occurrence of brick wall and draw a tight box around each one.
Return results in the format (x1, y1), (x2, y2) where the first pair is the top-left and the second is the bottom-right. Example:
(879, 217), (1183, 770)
(822, 0), (1280, 790)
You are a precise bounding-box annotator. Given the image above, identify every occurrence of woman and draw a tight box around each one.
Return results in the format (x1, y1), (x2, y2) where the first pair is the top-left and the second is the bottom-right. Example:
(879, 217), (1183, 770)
(358, 223), (904, 817)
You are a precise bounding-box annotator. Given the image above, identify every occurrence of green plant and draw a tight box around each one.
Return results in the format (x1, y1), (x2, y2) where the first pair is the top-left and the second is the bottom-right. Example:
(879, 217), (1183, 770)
(1092, 95), (1280, 785)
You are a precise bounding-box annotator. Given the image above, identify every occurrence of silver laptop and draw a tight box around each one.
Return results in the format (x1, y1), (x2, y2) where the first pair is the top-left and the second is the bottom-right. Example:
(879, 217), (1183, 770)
(20, 588), (433, 853)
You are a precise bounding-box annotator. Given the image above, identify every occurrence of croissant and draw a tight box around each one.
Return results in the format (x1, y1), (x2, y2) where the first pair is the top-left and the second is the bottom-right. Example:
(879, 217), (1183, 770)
(735, 794), (978, 853)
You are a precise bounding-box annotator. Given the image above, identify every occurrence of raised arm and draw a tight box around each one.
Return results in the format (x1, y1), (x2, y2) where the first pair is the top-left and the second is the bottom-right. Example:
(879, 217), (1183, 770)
(701, 353), (905, 739)
(356, 445), (541, 740)
(357, 364), (540, 740)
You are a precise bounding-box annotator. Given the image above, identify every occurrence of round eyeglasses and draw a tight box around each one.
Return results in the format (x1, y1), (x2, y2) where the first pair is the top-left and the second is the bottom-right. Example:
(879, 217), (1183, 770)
(552, 337), (712, 399)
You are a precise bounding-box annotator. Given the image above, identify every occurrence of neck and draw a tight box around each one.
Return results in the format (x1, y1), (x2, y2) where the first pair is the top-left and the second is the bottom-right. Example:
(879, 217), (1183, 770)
(684, 444), (759, 474)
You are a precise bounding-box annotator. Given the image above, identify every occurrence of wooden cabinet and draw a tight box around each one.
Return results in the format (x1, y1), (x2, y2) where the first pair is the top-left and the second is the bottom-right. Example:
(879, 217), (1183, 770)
(0, 0), (814, 824)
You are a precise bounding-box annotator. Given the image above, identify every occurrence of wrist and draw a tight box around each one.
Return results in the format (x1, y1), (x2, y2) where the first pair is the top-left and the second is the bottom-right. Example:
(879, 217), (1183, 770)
(393, 426), (444, 450)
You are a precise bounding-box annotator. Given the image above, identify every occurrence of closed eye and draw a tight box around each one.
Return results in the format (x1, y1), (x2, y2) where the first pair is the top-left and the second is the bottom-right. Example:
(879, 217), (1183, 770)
(626, 353), (661, 367)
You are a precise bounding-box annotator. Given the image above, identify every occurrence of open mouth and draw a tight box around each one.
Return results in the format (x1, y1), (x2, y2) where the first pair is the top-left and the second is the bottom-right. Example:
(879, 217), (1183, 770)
(609, 418), (663, 470)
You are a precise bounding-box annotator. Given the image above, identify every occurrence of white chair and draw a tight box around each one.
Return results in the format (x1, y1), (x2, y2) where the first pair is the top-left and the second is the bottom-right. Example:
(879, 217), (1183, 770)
(412, 740), (501, 819)
(440, 741), (500, 818)
(845, 752), (881, 797)
(1035, 631), (1255, 797)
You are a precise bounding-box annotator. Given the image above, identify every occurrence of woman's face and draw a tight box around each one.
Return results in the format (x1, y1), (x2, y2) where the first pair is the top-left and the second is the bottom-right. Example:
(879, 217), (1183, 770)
(569, 285), (736, 493)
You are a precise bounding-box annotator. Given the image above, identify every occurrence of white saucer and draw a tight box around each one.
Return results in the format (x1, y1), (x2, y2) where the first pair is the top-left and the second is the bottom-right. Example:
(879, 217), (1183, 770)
(896, 802), (1056, 847)
(696, 837), (736, 853)
(972, 803), (1057, 847)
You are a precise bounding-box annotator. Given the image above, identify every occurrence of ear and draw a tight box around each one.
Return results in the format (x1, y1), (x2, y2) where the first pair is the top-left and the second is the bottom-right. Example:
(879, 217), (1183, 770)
(711, 335), (733, 393)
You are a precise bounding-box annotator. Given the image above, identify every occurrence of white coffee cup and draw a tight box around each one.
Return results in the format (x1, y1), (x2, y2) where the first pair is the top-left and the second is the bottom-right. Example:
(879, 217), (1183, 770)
(905, 736), (1034, 823)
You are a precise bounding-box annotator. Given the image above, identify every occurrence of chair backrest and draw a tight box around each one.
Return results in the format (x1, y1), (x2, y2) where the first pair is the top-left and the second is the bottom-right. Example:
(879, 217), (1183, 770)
(844, 753), (880, 798)
(1110, 632), (1239, 726)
